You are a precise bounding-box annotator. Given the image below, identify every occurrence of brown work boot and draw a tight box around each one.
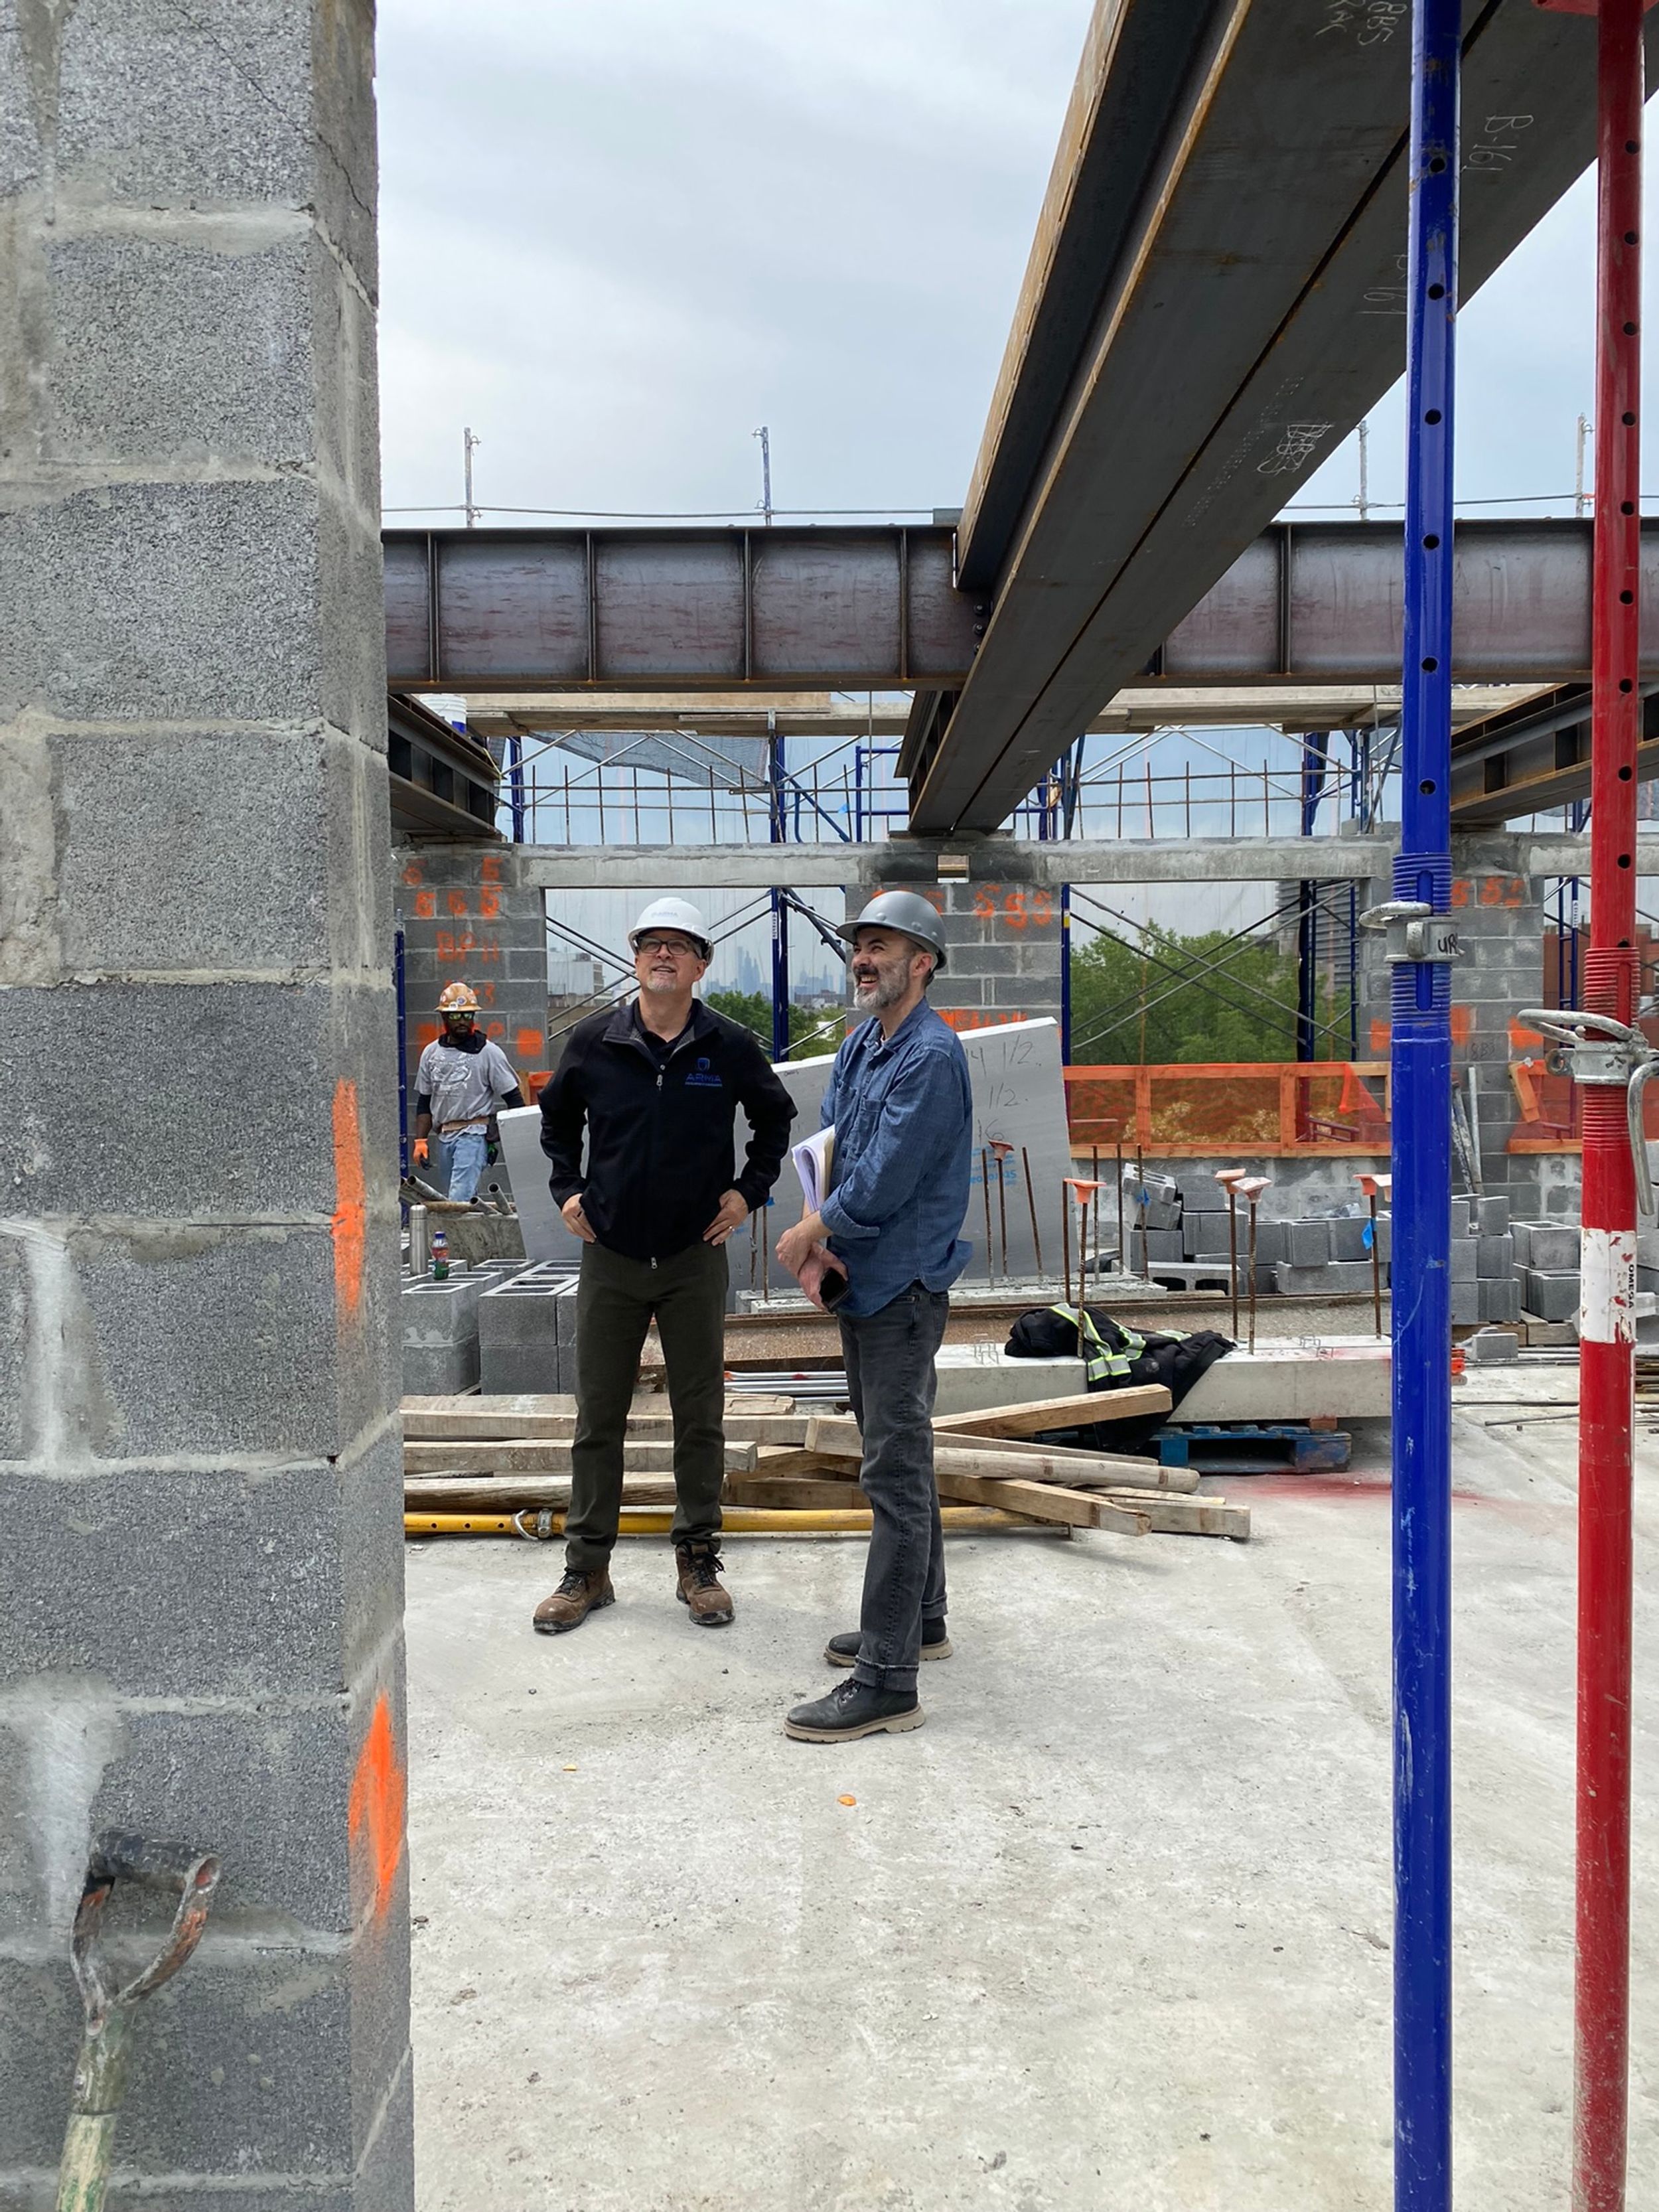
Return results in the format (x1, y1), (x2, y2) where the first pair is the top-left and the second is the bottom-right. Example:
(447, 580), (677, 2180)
(674, 1543), (735, 1627)
(532, 1566), (614, 1635)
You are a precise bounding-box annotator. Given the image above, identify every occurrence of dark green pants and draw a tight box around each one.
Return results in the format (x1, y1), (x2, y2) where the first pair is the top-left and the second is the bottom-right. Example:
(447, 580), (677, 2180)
(565, 1238), (729, 1572)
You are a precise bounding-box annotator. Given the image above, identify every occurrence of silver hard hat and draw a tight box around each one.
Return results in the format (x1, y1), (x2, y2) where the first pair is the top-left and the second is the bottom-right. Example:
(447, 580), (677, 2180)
(837, 890), (948, 973)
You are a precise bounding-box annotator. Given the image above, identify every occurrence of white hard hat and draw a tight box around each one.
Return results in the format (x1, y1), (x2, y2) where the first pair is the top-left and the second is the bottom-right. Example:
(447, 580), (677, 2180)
(628, 898), (712, 958)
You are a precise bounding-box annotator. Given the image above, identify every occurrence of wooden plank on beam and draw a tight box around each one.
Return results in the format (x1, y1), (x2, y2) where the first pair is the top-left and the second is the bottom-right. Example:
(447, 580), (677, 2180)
(402, 1438), (759, 1476)
(930, 1386), (1171, 1437)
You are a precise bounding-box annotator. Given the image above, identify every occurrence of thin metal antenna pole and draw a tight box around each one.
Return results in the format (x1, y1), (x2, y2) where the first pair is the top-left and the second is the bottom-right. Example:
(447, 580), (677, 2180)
(753, 425), (772, 526)
(463, 427), (480, 528)
(1574, 8), (1644, 2206)
(1577, 412), (1593, 520)
(1392, 5), (1459, 2205)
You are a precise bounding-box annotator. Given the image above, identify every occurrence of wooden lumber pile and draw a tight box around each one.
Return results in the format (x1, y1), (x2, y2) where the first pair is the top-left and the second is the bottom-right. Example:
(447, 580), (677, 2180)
(399, 1382), (1248, 1542)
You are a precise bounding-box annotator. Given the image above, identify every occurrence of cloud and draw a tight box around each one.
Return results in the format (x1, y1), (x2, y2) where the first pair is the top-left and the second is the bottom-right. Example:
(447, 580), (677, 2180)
(376, 0), (1092, 518)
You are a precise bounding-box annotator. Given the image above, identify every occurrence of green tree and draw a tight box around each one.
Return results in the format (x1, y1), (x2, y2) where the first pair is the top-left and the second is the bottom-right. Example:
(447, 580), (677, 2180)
(1068, 923), (1349, 1064)
(703, 990), (847, 1062)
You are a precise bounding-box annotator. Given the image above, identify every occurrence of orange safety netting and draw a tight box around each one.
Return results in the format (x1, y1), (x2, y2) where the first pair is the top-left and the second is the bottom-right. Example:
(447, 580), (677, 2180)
(1064, 1063), (1390, 1156)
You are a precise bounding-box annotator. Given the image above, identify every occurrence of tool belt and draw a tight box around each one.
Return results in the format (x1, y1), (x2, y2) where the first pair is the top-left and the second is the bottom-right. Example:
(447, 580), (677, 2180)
(437, 1117), (490, 1134)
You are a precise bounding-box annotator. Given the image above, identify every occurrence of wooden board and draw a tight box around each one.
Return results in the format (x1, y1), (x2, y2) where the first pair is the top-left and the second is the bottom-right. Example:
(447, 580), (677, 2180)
(906, 1429), (1199, 1493)
(401, 1438), (758, 1476)
(931, 1465), (1149, 1535)
(401, 1394), (798, 1439)
(1097, 1489), (1250, 1540)
(403, 1475), (678, 1511)
(930, 1384), (1171, 1438)
(723, 1477), (867, 1511)
(804, 1417), (1177, 1492)
(401, 1409), (809, 1445)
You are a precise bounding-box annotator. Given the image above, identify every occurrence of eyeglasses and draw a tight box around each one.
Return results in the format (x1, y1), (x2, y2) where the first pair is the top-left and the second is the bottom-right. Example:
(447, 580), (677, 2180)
(636, 935), (699, 958)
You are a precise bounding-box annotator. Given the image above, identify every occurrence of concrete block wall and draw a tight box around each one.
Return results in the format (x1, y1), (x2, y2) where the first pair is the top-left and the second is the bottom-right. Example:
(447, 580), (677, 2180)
(851, 869), (1062, 1028)
(1, 7), (411, 2204)
(394, 842), (551, 1107)
(1354, 842), (1560, 1215)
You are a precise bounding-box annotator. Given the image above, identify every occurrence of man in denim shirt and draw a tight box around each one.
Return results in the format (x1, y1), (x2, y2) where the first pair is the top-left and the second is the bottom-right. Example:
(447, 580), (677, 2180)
(776, 892), (972, 1741)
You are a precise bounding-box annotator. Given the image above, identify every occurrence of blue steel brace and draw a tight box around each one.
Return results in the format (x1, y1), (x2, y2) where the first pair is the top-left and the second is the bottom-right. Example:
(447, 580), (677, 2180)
(1394, 6), (1459, 2209)
(394, 924), (409, 1181)
(1060, 881), (1072, 1061)
(769, 725), (790, 1062)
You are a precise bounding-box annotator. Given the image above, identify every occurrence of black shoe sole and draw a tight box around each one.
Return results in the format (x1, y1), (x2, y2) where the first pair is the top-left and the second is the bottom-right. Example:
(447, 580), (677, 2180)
(533, 1588), (614, 1635)
(825, 1636), (951, 1668)
(784, 1703), (926, 1742)
(677, 1590), (735, 1625)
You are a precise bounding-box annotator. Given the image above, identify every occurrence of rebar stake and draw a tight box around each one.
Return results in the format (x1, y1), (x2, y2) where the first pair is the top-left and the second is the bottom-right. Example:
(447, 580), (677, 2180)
(1021, 1145), (1044, 1277)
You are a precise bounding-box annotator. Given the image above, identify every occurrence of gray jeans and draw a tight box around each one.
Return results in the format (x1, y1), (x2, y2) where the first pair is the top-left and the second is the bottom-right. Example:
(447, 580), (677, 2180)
(839, 1283), (951, 1693)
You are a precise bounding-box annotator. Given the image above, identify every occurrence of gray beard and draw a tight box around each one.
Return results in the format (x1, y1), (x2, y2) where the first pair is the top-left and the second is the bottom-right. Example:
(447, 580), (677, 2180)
(853, 969), (906, 1013)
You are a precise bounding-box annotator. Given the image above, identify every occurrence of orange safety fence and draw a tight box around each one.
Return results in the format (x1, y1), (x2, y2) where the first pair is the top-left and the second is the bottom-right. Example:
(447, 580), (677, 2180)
(1064, 1062), (1391, 1156)
(1505, 1014), (1659, 1151)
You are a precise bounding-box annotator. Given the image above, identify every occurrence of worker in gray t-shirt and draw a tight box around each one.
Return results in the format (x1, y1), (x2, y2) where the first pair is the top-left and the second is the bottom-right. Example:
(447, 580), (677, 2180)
(413, 982), (526, 1203)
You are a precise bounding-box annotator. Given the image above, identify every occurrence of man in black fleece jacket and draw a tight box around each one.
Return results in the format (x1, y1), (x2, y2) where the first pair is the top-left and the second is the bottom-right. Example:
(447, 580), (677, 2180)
(534, 900), (795, 1633)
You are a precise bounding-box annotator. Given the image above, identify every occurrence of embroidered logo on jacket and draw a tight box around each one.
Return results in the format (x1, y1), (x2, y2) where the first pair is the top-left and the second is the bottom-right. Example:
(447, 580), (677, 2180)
(684, 1056), (724, 1089)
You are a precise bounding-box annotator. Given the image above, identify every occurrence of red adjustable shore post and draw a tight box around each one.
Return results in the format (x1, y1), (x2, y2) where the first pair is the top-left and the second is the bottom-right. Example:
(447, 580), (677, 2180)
(1543, 5), (1649, 2203)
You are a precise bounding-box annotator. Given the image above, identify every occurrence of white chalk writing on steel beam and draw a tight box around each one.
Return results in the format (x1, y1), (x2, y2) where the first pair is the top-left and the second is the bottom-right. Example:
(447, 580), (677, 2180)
(1465, 113), (1535, 177)
(1317, 1), (1408, 46)
(1258, 423), (1334, 477)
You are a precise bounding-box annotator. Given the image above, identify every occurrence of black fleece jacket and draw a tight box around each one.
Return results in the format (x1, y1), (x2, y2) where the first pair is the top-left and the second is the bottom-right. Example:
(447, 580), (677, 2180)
(539, 999), (796, 1263)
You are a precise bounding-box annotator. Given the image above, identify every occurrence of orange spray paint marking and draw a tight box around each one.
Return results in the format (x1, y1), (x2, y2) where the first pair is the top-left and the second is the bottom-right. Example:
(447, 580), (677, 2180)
(516, 1027), (544, 1061)
(348, 1692), (406, 1921)
(446, 889), (469, 917)
(330, 1078), (367, 1317)
(413, 890), (435, 920)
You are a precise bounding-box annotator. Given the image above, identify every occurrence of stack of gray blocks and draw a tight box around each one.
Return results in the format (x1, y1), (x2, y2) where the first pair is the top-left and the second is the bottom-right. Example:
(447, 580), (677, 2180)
(1267, 1210), (1390, 1299)
(1449, 1193), (1520, 1325)
(1511, 1219), (1581, 1325)
(401, 1258), (528, 1396)
(478, 1262), (582, 1394)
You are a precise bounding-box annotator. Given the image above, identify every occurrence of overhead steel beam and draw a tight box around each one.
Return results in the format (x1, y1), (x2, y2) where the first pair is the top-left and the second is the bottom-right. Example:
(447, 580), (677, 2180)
(383, 525), (975, 693)
(909, 0), (1659, 834)
(1448, 680), (1659, 827)
(385, 519), (1659, 703)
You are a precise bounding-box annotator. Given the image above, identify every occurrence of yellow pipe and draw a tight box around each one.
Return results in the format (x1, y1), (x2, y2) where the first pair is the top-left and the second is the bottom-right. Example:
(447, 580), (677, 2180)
(403, 1507), (1046, 1538)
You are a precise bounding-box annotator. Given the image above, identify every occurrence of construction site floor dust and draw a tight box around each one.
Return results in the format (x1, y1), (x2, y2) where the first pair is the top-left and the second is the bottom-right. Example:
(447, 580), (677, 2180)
(402, 1413), (1658, 2211)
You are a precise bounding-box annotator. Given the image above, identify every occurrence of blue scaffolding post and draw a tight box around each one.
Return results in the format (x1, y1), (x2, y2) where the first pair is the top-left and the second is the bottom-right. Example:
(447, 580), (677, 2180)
(1387, 5), (1460, 2206)
(394, 924), (409, 1182)
(768, 723), (790, 1062)
(1059, 882), (1072, 1062)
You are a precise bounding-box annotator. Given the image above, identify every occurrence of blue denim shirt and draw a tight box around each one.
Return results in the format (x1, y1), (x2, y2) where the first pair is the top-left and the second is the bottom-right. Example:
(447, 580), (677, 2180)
(818, 998), (972, 1317)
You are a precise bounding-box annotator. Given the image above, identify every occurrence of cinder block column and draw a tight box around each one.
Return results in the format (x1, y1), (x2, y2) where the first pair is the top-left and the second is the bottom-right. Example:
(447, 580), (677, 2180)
(850, 863), (1062, 1030)
(1449, 850), (1547, 1214)
(1362, 842), (1550, 1213)
(0, 7), (410, 2205)
(396, 844), (550, 1098)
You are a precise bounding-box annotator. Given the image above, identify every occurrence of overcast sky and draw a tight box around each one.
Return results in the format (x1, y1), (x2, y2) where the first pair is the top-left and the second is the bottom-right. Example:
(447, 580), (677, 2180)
(375, 3), (1658, 970)
(376, 0), (1656, 530)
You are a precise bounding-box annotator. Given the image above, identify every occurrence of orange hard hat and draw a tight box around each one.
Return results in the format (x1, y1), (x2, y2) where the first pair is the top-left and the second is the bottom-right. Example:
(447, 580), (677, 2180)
(437, 982), (480, 1013)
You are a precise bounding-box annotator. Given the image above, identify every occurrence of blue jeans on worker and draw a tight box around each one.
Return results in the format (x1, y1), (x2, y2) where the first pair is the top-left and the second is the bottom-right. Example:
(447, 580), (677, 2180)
(839, 1282), (951, 1694)
(434, 1128), (489, 1203)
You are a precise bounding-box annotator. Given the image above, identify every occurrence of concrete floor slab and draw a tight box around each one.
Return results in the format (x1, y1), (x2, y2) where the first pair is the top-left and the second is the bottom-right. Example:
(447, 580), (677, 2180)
(404, 1414), (1659, 2211)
